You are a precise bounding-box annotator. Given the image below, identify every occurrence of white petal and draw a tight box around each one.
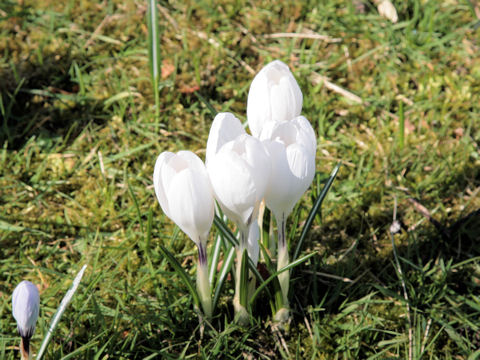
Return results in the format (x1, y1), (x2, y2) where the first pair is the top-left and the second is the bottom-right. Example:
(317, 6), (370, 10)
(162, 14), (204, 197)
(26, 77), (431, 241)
(207, 149), (256, 226)
(242, 135), (271, 202)
(12, 280), (40, 338)
(261, 117), (316, 219)
(166, 167), (214, 244)
(263, 140), (298, 218)
(153, 152), (175, 217)
(177, 150), (210, 174)
(247, 71), (270, 138)
(293, 116), (316, 152)
(206, 112), (245, 164)
(247, 60), (303, 137)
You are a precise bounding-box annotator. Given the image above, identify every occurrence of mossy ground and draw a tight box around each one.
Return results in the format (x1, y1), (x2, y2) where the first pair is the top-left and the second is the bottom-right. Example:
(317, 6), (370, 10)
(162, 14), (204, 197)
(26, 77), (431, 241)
(1, 0), (479, 358)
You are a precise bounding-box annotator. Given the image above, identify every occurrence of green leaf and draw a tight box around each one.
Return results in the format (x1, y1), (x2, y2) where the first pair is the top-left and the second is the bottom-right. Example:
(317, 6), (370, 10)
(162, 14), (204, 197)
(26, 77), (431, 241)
(209, 232), (223, 286)
(195, 91), (218, 117)
(259, 243), (283, 309)
(239, 249), (249, 308)
(158, 244), (200, 309)
(37, 265), (88, 360)
(213, 215), (267, 289)
(250, 252), (316, 306)
(293, 162), (341, 262)
(146, 0), (161, 121)
(212, 246), (235, 311)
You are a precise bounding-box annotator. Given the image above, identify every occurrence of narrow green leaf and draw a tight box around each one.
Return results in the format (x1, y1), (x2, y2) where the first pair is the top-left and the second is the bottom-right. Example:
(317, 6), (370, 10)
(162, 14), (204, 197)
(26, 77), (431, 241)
(239, 249), (249, 307)
(195, 92), (217, 117)
(292, 162), (341, 262)
(212, 246), (235, 311)
(73, 61), (85, 97)
(37, 265), (87, 360)
(147, 0), (161, 121)
(213, 215), (238, 247)
(209, 233), (223, 286)
(259, 243), (283, 309)
(158, 245), (200, 308)
(250, 252), (316, 306)
(127, 176), (144, 234)
(398, 101), (404, 149)
(213, 215), (266, 286)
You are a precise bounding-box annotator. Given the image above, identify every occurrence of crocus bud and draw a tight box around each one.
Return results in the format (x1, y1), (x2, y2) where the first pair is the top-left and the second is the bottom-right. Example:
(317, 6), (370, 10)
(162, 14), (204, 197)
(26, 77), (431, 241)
(207, 133), (270, 240)
(247, 60), (303, 137)
(12, 280), (40, 341)
(206, 112), (246, 165)
(260, 116), (317, 221)
(260, 116), (317, 309)
(153, 150), (215, 318)
(378, 0), (398, 23)
(153, 150), (214, 246)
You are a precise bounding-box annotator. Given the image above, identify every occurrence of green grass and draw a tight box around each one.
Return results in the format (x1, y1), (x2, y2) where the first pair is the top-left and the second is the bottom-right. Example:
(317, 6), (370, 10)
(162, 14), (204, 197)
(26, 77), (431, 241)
(1, 0), (480, 358)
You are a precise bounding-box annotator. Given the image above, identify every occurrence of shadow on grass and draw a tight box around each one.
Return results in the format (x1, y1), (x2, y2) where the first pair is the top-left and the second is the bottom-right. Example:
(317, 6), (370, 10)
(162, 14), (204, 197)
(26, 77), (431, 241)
(0, 49), (106, 150)
(287, 163), (480, 354)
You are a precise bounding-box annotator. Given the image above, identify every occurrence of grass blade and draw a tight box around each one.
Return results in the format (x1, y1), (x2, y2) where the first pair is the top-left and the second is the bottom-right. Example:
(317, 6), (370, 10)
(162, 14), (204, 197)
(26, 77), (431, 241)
(239, 249), (249, 307)
(209, 233), (223, 286)
(213, 215), (265, 285)
(249, 252), (316, 306)
(212, 246), (235, 311)
(292, 162), (341, 262)
(259, 243), (283, 309)
(194, 91), (217, 117)
(36, 265), (87, 360)
(147, 0), (161, 121)
(213, 215), (238, 247)
(398, 101), (404, 149)
(158, 244), (200, 308)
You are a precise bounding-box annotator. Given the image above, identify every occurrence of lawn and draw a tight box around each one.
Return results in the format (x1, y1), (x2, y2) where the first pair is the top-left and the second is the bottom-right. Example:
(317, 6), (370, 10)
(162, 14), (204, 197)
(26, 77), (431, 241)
(1, 0), (480, 358)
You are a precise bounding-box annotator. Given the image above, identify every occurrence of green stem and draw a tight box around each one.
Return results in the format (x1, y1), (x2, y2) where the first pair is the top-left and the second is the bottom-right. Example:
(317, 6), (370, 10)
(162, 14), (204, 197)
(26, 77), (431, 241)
(196, 242), (212, 318)
(233, 230), (249, 325)
(276, 213), (289, 307)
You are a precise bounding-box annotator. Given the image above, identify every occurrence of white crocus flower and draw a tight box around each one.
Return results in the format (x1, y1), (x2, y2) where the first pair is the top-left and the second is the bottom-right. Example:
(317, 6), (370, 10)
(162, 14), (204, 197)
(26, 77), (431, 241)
(247, 60), (303, 137)
(12, 280), (40, 360)
(153, 150), (214, 318)
(259, 116), (317, 306)
(207, 129), (270, 322)
(207, 133), (270, 239)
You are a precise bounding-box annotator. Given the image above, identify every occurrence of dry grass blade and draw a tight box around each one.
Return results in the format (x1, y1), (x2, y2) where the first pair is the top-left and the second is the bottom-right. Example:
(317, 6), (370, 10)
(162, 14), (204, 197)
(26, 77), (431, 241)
(265, 32), (341, 43)
(311, 72), (363, 104)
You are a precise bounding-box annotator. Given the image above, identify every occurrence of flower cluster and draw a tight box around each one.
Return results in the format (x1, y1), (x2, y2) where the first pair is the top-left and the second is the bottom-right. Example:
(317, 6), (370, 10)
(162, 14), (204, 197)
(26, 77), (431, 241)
(153, 60), (316, 323)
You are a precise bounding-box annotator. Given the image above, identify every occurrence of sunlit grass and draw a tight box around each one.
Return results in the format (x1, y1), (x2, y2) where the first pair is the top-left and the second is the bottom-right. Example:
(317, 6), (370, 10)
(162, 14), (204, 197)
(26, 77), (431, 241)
(1, 0), (479, 358)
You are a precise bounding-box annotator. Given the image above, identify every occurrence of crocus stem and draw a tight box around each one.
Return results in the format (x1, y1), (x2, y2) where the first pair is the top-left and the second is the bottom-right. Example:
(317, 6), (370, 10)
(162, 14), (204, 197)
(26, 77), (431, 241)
(277, 214), (289, 307)
(20, 337), (30, 360)
(233, 229), (249, 325)
(196, 242), (212, 319)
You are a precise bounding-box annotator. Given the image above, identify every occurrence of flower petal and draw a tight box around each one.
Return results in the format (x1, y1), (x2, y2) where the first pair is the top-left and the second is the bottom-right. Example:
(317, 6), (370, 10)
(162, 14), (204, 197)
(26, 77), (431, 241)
(166, 167), (214, 244)
(153, 151), (175, 217)
(12, 281), (40, 339)
(206, 112), (245, 164)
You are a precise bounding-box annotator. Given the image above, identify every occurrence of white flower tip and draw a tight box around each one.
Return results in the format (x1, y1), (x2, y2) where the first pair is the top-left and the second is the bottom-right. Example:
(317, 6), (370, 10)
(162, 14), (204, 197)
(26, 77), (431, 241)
(12, 280), (40, 339)
(247, 60), (303, 137)
(378, 0), (398, 23)
(206, 112), (245, 163)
